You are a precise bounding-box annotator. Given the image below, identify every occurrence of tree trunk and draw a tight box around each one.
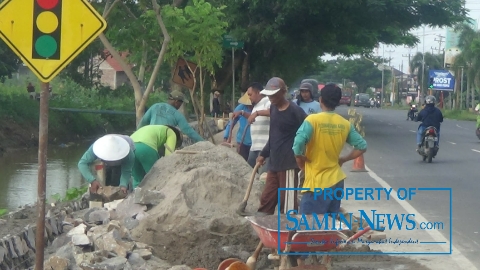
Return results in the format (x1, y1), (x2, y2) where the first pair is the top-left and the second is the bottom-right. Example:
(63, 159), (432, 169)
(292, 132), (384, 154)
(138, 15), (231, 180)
(138, 40), (148, 85)
(198, 59), (205, 137)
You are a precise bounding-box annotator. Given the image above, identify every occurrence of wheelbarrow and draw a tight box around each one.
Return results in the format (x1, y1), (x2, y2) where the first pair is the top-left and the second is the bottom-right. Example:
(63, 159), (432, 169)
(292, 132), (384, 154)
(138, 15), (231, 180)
(245, 214), (372, 270)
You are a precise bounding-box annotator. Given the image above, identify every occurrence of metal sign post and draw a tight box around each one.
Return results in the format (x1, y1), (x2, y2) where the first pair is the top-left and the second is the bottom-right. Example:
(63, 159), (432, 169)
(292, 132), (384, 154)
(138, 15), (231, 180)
(222, 34), (244, 110)
(35, 82), (49, 270)
(0, 1), (107, 269)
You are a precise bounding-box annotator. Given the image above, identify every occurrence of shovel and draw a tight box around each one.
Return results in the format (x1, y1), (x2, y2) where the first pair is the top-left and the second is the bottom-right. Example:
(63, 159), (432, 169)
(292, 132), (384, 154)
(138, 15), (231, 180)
(246, 241), (264, 270)
(236, 162), (261, 216)
(221, 115), (236, 148)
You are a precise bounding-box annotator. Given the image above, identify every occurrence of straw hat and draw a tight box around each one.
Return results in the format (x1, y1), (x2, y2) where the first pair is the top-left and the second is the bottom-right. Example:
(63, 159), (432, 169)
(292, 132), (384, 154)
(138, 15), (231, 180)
(238, 92), (252, 105)
(92, 135), (130, 161)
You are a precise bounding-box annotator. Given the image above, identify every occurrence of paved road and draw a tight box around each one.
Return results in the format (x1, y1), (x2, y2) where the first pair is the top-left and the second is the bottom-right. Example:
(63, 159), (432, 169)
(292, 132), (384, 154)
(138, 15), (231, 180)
(336, 106), (480, 267)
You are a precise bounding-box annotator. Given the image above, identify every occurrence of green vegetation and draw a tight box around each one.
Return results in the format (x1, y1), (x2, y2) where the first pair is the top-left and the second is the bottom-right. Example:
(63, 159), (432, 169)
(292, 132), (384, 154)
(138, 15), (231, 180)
(442, 109), (478, 121)
(0, 208), (7, 217)
(49, 185), (89, 204)
(0, 74), (168, 142)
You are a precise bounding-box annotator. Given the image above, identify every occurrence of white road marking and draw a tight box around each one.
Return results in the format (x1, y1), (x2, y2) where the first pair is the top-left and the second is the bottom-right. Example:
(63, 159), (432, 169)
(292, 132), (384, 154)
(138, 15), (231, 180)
(409, 130), (416, 133)
(364, 164), (478, 270)
(472, 149), (480, 153)
(447, 141), (456, 145)
(456, 124), (469, 130)
(388, 123), (393, 126)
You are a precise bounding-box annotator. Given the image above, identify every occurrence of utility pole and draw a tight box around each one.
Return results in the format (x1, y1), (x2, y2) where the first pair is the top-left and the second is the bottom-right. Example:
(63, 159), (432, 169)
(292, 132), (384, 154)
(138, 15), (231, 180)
(385, 49), (395, 103)
(402, 50), (413, 102)
(381, 44), (385, 107)
(421, 27), (426, 104)
(434, 35), (445, 54)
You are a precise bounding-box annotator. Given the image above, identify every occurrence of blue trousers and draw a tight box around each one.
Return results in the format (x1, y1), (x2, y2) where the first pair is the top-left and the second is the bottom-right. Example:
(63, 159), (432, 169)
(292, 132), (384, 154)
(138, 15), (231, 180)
(417, 126), (440, 146)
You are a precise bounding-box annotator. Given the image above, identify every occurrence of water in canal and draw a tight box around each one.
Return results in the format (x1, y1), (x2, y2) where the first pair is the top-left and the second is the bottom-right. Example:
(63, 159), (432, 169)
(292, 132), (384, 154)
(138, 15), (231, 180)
(0, 141), (92, 210)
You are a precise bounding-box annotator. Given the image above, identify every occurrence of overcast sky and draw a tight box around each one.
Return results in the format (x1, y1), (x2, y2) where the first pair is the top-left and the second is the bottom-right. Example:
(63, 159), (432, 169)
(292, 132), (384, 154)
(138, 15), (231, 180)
(322, 1), (480, 75)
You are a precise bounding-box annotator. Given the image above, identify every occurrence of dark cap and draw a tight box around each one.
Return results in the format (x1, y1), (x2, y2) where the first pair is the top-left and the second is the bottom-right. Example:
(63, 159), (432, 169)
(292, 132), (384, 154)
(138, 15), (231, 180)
(260, 77), (286, 96)
(169, 90), (189, 104)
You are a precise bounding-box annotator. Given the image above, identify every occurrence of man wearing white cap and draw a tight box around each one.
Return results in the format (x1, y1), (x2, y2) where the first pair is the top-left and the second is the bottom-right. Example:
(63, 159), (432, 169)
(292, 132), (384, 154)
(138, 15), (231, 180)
(78, 134), (135, 194)
(256, 77), (307, 215)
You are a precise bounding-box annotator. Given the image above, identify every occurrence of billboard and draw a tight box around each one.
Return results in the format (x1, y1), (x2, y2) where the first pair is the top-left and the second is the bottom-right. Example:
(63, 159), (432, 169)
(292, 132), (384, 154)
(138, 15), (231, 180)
(428, 70), (455, 91)
(445, 19), (477, 50)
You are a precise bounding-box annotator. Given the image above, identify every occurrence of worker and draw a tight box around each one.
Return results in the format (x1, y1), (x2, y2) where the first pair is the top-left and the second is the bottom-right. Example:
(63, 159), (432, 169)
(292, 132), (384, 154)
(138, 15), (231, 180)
(78, 134), (135, 194)
(256, 77), (307, 215)
(223, 91), (253, 161)
(130, 125), (183, 188)
(137, 90), (204, 143)
(292, 83), (367, 266)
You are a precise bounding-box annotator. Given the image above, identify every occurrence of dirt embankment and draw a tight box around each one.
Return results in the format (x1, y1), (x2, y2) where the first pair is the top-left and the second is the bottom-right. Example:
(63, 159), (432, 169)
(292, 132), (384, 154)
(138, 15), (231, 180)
(0, 118), (39, 156)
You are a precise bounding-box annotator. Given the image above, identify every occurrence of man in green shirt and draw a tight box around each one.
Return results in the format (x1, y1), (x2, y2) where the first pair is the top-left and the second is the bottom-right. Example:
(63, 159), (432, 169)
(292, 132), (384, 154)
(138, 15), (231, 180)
(137, 90), (204, 143)
(78, 134), (135, 194)
(130, 125), (183, 188)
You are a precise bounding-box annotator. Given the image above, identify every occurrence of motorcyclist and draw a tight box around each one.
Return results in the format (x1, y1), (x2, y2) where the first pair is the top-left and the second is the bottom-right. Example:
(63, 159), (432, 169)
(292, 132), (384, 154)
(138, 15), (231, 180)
(415, 95), (443, 151)
(407, 104), (418, 120)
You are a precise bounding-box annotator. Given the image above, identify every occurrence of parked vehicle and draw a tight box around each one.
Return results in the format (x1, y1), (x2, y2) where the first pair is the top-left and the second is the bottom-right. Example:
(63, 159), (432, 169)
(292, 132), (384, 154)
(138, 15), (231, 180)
(340, 89), (352, 106)
(418, 126), (439, 163)
(354, 93), (371, 108)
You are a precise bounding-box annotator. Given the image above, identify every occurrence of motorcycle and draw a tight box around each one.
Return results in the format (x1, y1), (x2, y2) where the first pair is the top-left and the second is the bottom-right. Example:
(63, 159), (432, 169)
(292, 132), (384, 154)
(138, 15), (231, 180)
(418, 126), (439, 163)
(407, 105), (418, 121)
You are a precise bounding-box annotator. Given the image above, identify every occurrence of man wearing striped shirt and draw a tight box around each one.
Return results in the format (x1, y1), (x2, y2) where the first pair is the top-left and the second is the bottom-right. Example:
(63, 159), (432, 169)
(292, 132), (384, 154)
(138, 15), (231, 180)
(244, 82), (271, 174)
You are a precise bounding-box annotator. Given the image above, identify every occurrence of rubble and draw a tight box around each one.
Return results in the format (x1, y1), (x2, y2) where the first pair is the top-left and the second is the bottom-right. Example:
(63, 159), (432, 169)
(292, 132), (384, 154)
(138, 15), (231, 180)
(129, 141), (265, 269)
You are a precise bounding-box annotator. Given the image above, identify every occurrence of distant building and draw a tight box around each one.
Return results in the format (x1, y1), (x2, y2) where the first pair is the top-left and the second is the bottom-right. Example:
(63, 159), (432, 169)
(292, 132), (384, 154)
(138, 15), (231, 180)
(95, 50), (131, 89)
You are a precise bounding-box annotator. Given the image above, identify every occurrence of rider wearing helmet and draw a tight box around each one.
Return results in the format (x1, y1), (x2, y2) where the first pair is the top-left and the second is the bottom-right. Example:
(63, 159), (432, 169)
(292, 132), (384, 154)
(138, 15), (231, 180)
(415, 95), (443, 151)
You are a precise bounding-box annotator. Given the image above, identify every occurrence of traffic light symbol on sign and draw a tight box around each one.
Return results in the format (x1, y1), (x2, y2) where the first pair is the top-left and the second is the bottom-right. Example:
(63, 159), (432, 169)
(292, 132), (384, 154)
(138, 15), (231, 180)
(429, 77), (434, 89)
(32, 0), (62, 60)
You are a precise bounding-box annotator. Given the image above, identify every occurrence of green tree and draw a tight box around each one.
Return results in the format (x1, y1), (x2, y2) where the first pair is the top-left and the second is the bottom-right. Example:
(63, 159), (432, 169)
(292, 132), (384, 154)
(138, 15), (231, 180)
(164, 0), (227, 134)
(454, 23), (480, 109)
(409, 52), (444, 98)
(0, 40), (20, 83)
(210, 0), (467, 89)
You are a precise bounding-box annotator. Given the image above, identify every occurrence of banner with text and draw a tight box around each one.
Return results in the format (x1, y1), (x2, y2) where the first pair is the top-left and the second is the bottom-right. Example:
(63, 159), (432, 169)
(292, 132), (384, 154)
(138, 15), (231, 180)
(429, 70), (455, 92)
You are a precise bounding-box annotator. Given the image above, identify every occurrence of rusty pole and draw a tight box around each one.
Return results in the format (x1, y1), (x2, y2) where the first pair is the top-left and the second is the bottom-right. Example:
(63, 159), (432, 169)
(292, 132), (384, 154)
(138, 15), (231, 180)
(35, 82), (49, 270)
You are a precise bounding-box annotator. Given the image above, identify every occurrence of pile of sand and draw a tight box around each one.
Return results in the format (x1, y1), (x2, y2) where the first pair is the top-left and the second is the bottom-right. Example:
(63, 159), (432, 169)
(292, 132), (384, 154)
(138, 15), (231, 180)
(130, 141), (265, 269)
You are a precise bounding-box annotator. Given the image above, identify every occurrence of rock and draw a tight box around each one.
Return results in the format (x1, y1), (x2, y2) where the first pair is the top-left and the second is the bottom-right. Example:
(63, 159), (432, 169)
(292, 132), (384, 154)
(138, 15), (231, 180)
(134, 242), (151, 251)
(44, 255), (70, 270)
(87, 209), (110, 224)
(67, 224), (87, 237)
(127, 252), (146, 266)
(135, 211), (149, 221)
(115, 196), (147, 219)
(12, 235), (25, 257)
(104, 199), (124, 211)
(0, 245), (6, 263)
(100, 186), (127, 202)
(80, 256), (130, 270)
(121, 217), (139, 230)
(93, 230), (127, 258)
(168, 265), (192, 270)
(74, 252), (96, 266)
(24, 225), (36, 251)
(72, 234), (91, 246)
(55, 242), (81, 262)
(51, 235), (71, 250)
(12, 210), (28, 219)
(133, 188), (164, 206)
(134, 249), (152, 260)
(0, 219), (6, 225)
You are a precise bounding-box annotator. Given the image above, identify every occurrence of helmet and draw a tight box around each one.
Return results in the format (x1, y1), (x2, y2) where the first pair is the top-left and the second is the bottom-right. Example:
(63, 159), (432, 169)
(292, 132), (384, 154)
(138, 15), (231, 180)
(425, 95), (436, 105)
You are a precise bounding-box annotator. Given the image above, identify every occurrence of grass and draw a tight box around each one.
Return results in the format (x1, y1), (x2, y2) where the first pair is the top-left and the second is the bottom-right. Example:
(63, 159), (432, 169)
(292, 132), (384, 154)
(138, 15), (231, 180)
(48, 185), (89, 204)
(442, 109), (478, 121)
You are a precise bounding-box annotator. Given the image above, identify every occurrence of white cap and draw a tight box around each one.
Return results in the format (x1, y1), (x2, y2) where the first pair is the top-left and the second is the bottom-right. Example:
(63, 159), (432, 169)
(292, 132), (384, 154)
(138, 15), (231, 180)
(92, 135), (130, 161)
(260, 77), (286, 96)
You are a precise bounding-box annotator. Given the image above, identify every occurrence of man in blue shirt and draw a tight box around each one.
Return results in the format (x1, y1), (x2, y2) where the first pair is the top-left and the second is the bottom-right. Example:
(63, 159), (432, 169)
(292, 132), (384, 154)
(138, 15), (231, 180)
(223, 92), (253, 161)
(293, 82), (321, 115)
(137, 90), (204, 142)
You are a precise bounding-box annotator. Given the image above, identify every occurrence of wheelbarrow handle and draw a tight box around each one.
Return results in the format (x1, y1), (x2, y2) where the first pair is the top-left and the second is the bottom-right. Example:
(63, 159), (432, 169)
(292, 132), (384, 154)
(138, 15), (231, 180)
(337, 226), (372, 250)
